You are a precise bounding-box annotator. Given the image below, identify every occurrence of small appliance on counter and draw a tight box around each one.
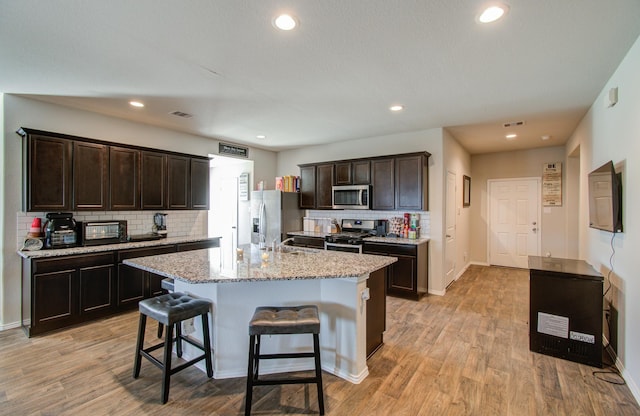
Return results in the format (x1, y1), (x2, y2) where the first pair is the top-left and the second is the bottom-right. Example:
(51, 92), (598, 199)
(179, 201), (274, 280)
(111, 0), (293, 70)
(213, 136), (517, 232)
(76, 220), (128, 246)
(153, 213), (168, 237)
(43, 212), (77, 249)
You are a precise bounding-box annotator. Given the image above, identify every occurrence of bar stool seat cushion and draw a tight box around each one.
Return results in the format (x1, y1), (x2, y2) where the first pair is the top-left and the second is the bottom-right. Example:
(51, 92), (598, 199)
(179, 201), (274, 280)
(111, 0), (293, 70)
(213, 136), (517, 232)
(249, 305), (320, 335)
(139, 292), (210, 326)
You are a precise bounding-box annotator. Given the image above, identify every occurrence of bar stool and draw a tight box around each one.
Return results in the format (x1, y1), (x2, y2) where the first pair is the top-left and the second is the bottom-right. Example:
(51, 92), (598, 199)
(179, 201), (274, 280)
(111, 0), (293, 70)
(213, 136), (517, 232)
(157, 278), (175, 339)
(133, 292), (213, 404)
(245, 305), (324, 415)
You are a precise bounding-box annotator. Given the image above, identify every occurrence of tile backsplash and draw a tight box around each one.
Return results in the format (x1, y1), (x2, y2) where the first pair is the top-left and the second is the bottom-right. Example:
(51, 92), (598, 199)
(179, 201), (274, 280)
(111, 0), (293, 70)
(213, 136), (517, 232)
(17, 210), (207, 249)
(306, 209), (430, 237)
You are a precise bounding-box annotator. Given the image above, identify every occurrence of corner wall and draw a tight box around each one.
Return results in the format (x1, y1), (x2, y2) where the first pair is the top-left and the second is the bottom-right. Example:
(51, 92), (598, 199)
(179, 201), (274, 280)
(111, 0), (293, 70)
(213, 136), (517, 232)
(565, 34), (640, 399)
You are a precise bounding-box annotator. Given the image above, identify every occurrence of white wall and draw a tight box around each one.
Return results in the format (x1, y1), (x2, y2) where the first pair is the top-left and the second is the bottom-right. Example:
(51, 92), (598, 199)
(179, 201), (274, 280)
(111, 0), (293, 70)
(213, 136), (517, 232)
(443, 129), (472, 281)
(277, 128), (448, 294)
(0, 95), (277, 329)
(565, 34), (640, 399)
(469, 146), (568, 263)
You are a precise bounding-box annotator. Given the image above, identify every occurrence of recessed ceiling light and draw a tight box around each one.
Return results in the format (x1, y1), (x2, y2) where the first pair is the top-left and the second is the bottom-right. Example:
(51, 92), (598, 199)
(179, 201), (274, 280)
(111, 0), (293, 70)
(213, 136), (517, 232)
(129, 101), (145, 108)
(541, 135), (551, 141)
(273, 14), (298, 31)
(506, 133), (517, 140)
(478, 4), (509, 23)
(389, 105), (404, 112)
(256, 135), (266, 139)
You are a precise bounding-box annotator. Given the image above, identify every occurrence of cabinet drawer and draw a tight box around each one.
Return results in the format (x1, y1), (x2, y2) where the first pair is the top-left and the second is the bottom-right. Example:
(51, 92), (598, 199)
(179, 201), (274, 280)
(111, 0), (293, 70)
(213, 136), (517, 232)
(117, 245), (176, 262)
(33, 252), (115, 274)
(363, 242), (416, 257)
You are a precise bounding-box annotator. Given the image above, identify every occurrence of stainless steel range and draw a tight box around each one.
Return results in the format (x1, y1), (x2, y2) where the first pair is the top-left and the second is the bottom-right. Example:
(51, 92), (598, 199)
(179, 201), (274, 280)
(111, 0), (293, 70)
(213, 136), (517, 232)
(324, 219), (387, 253)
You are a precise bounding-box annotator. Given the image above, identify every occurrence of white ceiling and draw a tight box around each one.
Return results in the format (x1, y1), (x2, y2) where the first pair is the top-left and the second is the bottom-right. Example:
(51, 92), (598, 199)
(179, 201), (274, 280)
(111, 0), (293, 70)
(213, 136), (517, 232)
(1, 1), (639, 154)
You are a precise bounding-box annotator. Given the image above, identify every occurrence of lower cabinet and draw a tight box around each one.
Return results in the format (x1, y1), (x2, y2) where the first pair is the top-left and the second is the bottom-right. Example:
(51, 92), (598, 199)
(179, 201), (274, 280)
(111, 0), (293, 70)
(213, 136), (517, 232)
(25, 252), (115, 336)
(22, 238), (220, 336)
(363, 241), (428, 300)
(116, 245), (178, 309)
(366, 267), (387, 358)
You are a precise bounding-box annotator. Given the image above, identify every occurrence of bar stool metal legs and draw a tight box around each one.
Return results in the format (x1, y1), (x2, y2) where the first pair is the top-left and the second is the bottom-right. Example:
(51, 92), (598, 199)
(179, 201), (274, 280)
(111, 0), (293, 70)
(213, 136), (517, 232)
(244, 305), (325, 415)
(133, 292), (213, 404)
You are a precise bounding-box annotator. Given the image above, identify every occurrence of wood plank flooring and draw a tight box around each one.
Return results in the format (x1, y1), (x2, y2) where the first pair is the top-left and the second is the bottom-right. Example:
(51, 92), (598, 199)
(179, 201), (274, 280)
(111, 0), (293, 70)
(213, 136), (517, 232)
(1, 265), (638, 415)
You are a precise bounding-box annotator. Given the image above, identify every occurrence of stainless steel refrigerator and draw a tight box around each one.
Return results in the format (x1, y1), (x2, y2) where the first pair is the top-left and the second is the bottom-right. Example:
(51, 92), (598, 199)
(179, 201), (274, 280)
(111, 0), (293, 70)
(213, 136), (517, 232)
(251, 190), (302, 248)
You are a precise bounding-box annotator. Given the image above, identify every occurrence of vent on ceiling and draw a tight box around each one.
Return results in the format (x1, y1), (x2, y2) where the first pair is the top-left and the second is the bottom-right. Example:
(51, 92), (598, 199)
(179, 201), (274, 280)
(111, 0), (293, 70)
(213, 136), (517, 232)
(170, 111), (193, 119)
(503, 120), (525, 128)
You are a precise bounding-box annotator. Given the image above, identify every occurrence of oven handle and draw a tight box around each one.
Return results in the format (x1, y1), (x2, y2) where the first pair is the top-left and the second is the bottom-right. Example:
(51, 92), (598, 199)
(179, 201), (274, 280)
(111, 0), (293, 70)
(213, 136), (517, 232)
(324, 241), (363, 254)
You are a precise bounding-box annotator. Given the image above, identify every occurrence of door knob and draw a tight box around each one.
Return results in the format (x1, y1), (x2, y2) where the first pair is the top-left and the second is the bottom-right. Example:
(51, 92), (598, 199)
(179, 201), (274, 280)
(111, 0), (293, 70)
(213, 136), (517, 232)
(532, 228), (537, 232)
(532, 221), (537, 225)
(446, 234), (451, 238)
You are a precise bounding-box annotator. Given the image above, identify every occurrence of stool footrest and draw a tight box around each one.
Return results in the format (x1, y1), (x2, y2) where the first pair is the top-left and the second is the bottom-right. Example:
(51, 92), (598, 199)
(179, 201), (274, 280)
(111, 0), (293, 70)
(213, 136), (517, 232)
(258, 352), (315, 360)
(253, 377), (320, 386)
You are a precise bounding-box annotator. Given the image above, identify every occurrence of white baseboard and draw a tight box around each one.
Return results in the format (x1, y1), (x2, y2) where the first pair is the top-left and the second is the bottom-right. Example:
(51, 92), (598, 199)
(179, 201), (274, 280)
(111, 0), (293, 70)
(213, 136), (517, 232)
(0, 320), (24, 331)
(603, 335), (640, 405)
(469, 261), (490, 266)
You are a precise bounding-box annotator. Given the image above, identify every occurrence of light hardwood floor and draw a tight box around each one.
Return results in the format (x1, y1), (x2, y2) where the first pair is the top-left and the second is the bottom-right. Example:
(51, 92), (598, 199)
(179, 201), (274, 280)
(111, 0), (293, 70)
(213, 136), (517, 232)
(1, 265), (638, 415)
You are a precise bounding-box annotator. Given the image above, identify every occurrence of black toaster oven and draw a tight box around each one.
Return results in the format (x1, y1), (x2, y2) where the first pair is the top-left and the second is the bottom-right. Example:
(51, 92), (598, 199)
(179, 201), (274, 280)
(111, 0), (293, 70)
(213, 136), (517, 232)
(77, 220), (128, 246)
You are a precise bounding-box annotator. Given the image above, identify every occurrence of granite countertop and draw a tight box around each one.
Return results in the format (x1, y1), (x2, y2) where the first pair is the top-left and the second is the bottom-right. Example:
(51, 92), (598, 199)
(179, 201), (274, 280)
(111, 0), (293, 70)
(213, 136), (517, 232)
(17, 235), (219, 259)
(123, 245), (397, 284)
(287, 230), (430, 246)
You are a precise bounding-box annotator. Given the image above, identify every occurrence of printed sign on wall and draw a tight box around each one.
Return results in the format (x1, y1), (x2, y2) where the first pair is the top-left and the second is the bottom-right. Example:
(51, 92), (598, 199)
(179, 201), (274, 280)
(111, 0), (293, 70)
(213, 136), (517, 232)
(542, 162), (562, 206)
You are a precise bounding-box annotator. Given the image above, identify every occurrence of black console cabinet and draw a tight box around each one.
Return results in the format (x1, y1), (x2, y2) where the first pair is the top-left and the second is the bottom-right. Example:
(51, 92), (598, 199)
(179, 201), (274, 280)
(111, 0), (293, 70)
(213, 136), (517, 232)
(529, 256), (603, 368)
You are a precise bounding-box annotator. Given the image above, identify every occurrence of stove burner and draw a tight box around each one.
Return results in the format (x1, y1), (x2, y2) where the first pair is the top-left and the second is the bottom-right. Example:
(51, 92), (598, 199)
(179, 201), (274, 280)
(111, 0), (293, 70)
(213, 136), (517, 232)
(324, 231), (371, 245)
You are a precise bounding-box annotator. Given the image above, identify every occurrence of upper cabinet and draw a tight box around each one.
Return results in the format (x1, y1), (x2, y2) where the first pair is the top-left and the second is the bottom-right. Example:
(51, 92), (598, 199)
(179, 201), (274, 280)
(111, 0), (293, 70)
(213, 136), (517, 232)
(73, 141), (108, 210)
(109, 146), (140, 210)
(299, 152), (429, 211)
(19, 128), (210, 212)
(22, 133), (73, 211)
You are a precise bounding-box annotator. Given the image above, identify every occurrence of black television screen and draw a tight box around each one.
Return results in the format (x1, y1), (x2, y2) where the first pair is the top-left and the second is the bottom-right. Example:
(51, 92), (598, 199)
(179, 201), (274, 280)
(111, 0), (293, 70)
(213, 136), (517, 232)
(588, 161), (623, 233)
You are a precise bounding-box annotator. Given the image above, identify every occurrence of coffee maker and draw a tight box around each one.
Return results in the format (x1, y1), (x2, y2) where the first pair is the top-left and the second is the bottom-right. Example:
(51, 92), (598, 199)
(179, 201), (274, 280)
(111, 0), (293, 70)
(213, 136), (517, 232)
(43, 212), (77, 248)
(153, 213), (167, 237)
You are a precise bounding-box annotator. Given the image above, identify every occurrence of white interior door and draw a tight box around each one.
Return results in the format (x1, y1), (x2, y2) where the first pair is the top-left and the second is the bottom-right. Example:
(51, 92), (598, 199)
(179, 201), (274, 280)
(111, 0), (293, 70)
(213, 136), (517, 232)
(445, 171), (456, 286)
(210, 177), (238, 271)
(488, 178), (540, 268)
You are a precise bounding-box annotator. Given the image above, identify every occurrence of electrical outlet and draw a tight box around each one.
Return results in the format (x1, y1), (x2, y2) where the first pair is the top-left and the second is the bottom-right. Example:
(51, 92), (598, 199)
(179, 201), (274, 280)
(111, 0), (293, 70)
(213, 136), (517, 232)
(183, 318), (195, 335)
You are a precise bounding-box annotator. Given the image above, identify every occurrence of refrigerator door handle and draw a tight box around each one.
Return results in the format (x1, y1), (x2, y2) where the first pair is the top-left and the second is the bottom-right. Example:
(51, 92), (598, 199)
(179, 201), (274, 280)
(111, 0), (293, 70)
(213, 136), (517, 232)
(259, 202), (267, 247)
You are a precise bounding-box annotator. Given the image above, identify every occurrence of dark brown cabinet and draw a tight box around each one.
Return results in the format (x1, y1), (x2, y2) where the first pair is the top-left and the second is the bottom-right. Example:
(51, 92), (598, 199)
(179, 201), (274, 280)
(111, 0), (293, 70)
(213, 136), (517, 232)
(73, 142), (109, 210)
(140, 151), (167, 209)
(19, 128), (210, 212)
(363, 241), (428, 300)
(190, 158), (210, 210)
(22, 132), (72, 211)
(299, 165), (316, 209)
(371, 158), (395, 210)
(395, 154), (428, 210)
(336, 160), (370, 185)
(366, 267), (387, 358)
(116, 245), (177, 309)
(24, 252), (116, 336)
(109, 146), (140, 210)
(167, 155), (190, 209)
(316, 163), (334, 209)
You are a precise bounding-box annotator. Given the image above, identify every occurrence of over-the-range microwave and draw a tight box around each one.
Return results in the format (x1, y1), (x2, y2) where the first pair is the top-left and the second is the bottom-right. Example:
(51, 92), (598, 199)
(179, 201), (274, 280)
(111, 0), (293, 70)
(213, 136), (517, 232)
(332, 185), (371, 210)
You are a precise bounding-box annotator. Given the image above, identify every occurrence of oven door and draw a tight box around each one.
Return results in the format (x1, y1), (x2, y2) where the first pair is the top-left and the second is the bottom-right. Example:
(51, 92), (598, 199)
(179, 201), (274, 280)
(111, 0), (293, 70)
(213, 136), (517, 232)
(325, 241), (363, 254)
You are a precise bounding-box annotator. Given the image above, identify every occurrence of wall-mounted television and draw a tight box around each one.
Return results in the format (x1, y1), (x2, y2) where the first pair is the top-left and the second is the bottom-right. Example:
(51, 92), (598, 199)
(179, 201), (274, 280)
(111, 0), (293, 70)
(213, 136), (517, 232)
(588, 161), (623, 233)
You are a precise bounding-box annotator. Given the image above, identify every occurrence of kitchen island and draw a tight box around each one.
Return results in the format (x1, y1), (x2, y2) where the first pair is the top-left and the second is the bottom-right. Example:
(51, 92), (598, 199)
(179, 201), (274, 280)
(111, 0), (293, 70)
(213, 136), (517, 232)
(124, 245), (396, 383)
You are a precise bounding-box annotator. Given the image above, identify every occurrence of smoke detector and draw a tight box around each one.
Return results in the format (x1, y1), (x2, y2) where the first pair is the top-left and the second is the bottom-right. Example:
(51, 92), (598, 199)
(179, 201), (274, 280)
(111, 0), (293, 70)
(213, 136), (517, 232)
(170, 111), (193, 119)
(503, 120), (525, 128)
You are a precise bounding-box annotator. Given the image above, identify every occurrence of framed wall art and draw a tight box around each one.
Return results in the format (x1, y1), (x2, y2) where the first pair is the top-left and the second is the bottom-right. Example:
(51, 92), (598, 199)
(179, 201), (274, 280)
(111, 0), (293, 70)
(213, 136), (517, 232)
(463, 175), (471, 207)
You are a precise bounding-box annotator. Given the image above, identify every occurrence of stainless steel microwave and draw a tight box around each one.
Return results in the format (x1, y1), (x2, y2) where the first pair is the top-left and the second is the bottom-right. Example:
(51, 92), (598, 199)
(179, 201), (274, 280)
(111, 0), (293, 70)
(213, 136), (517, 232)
(332, 185), (371, 210)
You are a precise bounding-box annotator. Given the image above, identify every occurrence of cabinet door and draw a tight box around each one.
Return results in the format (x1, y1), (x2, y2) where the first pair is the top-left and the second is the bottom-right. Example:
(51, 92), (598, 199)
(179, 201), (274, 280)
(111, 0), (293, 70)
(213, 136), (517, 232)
(117, 264), (146, 308)
(109, 146), (139, 210)
(74, 141), (108, 210)
(167, 155), (189, 209)
(352, 160), (371, 185)
(371, 158), (395, 210)
(366, 267), (387, 358)
(190, 158), (210, 210)
(388, 255), (417, 293)
(395, 155), (425, 210)
(335, 162), (352, 185)
(148, 273), (165, 298)
(79, 264), (115, 316)
(26, 135), (72, 211)
(32, 269), (77, 331)
(316, 163), (334, 209)
(141, 151), (167, 210)
(299, 165), (316, 209)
